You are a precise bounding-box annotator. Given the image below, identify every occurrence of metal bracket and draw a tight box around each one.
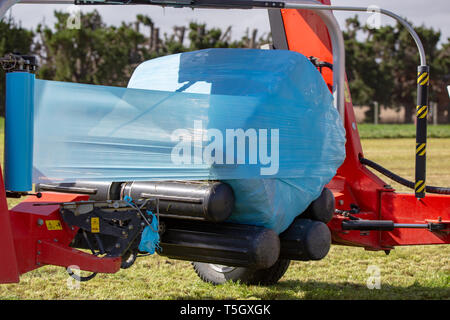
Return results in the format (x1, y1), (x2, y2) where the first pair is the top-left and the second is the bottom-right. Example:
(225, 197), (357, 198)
(59, 201), (146, 257)
(0, 53), (38, 73)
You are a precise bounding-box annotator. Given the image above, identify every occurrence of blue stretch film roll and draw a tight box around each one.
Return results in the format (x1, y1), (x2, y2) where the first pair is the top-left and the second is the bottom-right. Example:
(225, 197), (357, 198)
(5, 72), (35, 191)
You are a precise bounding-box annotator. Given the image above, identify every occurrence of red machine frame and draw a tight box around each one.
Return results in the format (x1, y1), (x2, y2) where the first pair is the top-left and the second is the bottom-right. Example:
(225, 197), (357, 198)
(0, 0), (449, 284)
(278, 4), (450, 251)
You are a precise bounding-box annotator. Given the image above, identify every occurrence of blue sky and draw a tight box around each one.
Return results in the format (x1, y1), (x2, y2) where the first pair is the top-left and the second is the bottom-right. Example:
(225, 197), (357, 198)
(5, 0), (450, 44)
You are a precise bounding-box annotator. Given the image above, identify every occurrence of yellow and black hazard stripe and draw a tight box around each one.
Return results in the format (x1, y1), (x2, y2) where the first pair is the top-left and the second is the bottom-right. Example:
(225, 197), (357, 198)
(416, 142), (426, 156)
(417, 71), (429, 86)
(416, 105), (428, 119)
(415, 180), (426, 194)
(415, 65), (429, 199)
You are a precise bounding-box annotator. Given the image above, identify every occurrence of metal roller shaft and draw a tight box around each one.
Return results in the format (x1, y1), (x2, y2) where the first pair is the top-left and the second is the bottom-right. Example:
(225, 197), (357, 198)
(36, 180), (235, 223)
(120, 181), (234, 222)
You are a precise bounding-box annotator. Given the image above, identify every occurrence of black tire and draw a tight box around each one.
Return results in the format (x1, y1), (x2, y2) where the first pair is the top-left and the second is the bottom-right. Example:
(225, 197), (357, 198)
(192, 259), (291, 285)
(120, 249), (138, 269)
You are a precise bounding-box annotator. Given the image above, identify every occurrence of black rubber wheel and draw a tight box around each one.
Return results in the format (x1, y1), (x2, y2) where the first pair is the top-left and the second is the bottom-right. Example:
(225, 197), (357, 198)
(192, 259), (291, 285)
(120, 249), (138, 269)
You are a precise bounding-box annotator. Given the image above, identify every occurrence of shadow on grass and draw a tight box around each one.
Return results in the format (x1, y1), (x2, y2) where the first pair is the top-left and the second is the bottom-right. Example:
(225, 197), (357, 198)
(168, 279), (450, 300)
(269, 279), (449, 300)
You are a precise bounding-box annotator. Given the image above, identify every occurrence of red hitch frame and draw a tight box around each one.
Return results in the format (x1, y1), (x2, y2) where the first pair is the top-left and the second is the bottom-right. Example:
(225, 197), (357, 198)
(0, 187), (121, 283)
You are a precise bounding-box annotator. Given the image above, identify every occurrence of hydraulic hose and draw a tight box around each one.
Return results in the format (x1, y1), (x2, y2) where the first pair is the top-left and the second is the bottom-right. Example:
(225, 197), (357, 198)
(359, 156), (450, 195)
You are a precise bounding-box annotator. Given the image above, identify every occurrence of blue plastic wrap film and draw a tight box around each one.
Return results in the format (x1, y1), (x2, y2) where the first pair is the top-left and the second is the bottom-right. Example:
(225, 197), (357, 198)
(5, 72), (35, 191)
(126, 49), (346, 233)
(33, 48), (346, 233)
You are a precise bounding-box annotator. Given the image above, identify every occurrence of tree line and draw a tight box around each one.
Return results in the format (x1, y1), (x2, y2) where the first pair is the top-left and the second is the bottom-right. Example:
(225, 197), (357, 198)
(0, 10), (448, 123)
(343, 17), (449, 123)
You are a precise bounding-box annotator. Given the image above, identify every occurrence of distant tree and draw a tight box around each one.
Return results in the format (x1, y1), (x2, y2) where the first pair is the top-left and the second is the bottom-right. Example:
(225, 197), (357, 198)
(161, 26), (187, 55)
(343, 15), (449, 123)
(237, 28), (271, 49)
(343, 17), (393, 122)
(187, 22), (235, 50)
(431, 40), (450, 123)
(186, 22), (270, 50)
(369, 21), (443, 123)
(34, 12), (272, 89)
(0, 15), (34, 116)
(36, 10), (146, 86)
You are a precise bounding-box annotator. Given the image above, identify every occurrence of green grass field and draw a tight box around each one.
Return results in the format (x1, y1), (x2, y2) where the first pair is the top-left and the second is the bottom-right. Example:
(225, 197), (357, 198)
(0, 122), (449, 299)
(358, 124), (450, 139)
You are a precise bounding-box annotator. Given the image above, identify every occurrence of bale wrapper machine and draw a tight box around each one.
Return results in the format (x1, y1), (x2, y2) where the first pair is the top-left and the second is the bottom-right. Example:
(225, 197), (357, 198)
(0, 0), (449, 285)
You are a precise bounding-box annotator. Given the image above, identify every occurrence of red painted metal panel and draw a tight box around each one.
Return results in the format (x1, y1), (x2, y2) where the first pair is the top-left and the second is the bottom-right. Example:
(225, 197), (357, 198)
(9, 193), (88, 275)
(37, 240), (121, 274)
(0, 171), (20, 283)
(381, 193), (450, 246)
(8, 192), (121, 277)
(280, 1), (333, 90)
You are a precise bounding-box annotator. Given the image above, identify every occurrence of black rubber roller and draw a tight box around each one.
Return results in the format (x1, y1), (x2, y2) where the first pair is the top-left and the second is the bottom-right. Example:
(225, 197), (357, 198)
(120, 180), (235, 223)
(301, 187), (335, 223)
(158, 218), (280, 269)
(279, 218), (331, 261)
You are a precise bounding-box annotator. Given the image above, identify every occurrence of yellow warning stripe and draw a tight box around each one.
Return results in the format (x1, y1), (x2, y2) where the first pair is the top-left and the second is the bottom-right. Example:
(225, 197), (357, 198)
(417, 72), (427, 83)
(420, 74), (429, 86)
(416, 143), (426, 156)
(415, 180), (425, 193)
(416, 105), (428, 118)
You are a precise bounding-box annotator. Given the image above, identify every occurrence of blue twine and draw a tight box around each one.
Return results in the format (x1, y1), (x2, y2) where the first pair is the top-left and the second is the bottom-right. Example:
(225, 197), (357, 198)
(138, 211), (161, 254)
(123, 195), (161, 254)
